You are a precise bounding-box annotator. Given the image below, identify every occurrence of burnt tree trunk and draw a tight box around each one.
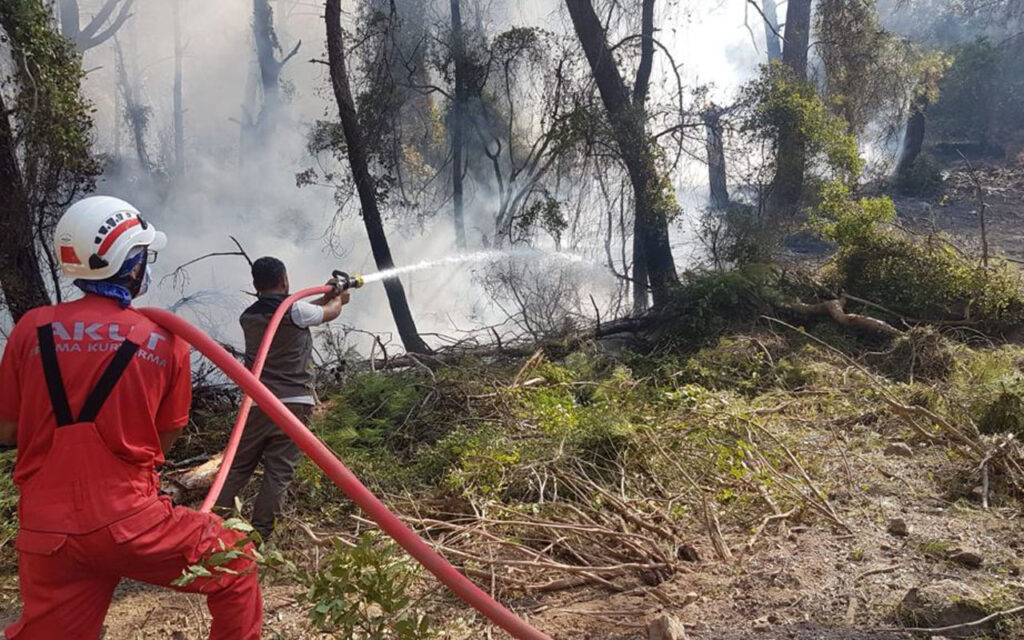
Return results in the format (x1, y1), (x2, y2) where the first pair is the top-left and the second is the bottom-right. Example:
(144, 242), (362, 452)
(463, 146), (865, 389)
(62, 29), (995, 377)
(253, 0), (300, 136)
(704, 107), (729, 210)
(450, 0), (467, 249)
(114, 38), (153, 175)
(565, 0), (678, 309)
(895, 95), (928, 181)
(762, 0), (782, 61)
(766, 0), (812, 221)
(325, 0), (430, 355)
(0, 92), (50, 322)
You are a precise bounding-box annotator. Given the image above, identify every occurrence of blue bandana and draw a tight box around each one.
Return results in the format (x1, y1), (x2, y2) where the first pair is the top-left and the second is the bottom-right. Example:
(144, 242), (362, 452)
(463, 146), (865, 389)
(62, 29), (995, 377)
(74, 250), (146, 308)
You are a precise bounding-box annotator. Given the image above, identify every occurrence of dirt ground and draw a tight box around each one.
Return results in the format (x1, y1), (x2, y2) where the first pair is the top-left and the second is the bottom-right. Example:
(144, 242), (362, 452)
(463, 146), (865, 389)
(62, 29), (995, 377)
(3, 412), (1016, 640)
(2, 166), (1023, 639)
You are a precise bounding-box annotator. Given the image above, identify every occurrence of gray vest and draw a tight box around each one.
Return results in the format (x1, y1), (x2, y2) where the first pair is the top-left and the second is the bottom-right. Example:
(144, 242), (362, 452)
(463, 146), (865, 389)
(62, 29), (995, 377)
(240, 295), (316, 400)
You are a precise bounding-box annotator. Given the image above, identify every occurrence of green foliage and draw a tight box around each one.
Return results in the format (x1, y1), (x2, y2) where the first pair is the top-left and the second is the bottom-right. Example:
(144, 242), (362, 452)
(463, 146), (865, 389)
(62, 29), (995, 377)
(975, 384), (1024, 439)
(742, 63), (862, 186)
(930, 38), (1002, 143)
(293, 534), (433, 639)
(319, 372), (432, 452)
(681, 335), (778, 394)
(517, 193), (567, 243)
(818, 184), (1024, 332)
(815, 182), (897, 244)
(171, 517), (258, 588)
(0, 0), (99, 214)
(661, 265), (781, 349)
(816, 0), (918, 137)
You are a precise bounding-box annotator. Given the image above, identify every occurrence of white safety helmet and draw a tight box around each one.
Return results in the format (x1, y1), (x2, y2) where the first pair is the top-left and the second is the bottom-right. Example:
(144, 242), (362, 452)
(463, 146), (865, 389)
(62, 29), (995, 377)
(54, 196), (167, 281)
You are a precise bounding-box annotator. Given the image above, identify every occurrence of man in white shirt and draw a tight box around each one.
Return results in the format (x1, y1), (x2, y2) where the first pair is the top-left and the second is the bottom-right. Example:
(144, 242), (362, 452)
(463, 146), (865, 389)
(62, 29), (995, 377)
(214, 257), (348, 540)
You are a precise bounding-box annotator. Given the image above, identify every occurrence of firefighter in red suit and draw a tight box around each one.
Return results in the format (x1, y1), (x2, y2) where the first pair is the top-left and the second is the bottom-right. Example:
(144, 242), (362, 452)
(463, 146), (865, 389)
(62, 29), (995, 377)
(0, 196), (262, 639)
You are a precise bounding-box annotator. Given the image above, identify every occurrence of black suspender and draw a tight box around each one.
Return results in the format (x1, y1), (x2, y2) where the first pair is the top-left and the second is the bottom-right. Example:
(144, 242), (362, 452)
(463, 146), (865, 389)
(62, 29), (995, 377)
(36, 325), (74, 427)
(36, 324), (141, 427)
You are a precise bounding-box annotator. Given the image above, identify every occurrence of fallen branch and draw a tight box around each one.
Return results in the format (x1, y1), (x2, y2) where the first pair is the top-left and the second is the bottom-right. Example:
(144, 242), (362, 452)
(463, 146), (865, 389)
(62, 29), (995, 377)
(890, 603), (1024, 634)
(784, 297), (902, 338)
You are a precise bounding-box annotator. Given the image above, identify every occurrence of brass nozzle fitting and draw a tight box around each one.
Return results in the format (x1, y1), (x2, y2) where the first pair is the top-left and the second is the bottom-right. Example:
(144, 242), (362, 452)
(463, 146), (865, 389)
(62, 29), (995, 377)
(332, 270), (364, 291)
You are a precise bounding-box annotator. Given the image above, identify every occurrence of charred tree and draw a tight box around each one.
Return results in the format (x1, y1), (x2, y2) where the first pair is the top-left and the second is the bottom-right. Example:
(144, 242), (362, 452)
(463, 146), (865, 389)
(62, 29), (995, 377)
(325, 0), (430, 355)
(450, 0), (468, 249)
(0, 90), (50, 321)
(703, 106), (730, 210)
(565, 0), (678, 309)
(895, 94), (928, 181)
(58, 0), (134, 52)
(253, 0), (300, 136)
(114, 38), (154, 175)
(766, 0), (812, 220)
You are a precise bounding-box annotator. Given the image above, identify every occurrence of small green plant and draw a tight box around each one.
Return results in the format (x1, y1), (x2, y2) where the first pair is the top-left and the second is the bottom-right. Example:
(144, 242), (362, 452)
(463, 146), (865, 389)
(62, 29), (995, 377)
(171, 516), (260, 588)
(975, 384), (1024, 439)
(294, 533), (434, 639)
(917, 538), (954, 558)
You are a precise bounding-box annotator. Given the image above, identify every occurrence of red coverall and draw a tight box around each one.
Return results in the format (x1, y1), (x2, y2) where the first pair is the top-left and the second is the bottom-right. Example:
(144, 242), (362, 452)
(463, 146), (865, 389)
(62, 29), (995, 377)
(0, 296), (263, 639)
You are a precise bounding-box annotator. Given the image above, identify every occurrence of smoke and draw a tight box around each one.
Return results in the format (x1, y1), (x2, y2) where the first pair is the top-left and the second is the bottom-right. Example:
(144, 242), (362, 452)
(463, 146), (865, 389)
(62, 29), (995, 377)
(62, 0), (760, 356)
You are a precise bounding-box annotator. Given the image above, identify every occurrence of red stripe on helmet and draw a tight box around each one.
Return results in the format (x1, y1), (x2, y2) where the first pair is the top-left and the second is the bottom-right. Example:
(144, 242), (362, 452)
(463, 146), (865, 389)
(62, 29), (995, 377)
(60, 245), (82, 265)
(97, 218), (140, 256)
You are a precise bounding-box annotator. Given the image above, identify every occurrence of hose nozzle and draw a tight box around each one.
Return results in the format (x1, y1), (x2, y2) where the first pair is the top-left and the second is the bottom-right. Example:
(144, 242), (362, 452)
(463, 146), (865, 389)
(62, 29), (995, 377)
(332, 270), (365, 292)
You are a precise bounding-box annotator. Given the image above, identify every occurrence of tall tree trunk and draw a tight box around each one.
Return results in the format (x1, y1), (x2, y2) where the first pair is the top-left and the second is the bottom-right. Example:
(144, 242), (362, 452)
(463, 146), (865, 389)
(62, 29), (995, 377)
(762, 0), (782, 62)
(59, 0), (80, 44)
(766, 0), (812, 221)
(565, 0), (678, 308)
(172, 0), (185, 178)
(114, 38), (153, 175)
(254, 0), (281, 131)
(253, 0), (300, 136)
(0, 92), (50, 322)
(895, 95), (928, 180)
(450, 0), (467, 250)
(704, 107), (729, 210)
(633, 0), (655, 105)
(631, 227), (649, 314)
(325, 0), (430, 355)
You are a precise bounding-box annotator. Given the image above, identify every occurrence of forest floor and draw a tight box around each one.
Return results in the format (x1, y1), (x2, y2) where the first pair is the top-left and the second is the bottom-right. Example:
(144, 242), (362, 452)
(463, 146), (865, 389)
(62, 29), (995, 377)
(2, 161), (1024, 640)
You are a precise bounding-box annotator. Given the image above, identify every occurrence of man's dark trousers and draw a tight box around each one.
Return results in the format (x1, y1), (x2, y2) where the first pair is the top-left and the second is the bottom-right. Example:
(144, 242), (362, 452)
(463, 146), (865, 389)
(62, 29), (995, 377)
(215, 404), (314, 539)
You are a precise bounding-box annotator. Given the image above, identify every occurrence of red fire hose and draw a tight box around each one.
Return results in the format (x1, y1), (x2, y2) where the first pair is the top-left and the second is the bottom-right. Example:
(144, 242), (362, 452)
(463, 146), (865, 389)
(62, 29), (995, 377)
(139, 306), (552, 640)
(198, 285), (333, 513)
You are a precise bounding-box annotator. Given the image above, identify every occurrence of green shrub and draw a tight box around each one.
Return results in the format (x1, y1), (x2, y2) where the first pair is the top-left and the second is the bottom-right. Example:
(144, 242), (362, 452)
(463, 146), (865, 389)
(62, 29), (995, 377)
(293, 533), (433, 639)
(817, 183), (1024, 333)
(975, 383), (1024, 439)
(682, 335), (780, 394)
(661, 265), (781, 350)
(316, 373), (437, 455)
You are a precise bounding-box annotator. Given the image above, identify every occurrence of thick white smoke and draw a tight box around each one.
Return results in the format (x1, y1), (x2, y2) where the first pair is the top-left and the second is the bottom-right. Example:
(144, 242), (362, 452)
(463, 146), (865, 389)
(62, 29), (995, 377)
(67, 0), (758, 356)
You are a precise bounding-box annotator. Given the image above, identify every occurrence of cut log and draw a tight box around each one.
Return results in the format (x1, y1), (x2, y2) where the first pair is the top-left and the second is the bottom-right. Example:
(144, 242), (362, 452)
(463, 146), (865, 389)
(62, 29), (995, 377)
(161, 453), (223, 503)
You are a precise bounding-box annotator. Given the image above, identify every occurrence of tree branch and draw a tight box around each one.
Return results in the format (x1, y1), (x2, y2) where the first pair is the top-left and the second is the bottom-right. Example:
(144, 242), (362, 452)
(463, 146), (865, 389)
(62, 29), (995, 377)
(79, 0), (135, 50)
